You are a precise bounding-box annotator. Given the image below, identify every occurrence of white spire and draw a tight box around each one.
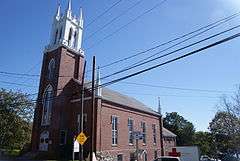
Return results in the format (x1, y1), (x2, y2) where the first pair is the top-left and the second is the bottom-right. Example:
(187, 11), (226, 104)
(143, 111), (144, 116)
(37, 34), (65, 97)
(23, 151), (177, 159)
(96, 67), (102, 97)
(79, 7), (84, 28)
(67, 0), (72, 11)
(55, 2), (61, 20)
(66, 0), (72, 18)
(158, 97), (162, 115)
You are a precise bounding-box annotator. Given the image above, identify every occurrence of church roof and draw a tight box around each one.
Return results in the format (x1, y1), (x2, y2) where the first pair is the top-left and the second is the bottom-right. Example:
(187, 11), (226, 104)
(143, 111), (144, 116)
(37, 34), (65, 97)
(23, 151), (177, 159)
(72, 78), (160, 116)
(102, 88), (160, 116)
(162, 127), (177, 137)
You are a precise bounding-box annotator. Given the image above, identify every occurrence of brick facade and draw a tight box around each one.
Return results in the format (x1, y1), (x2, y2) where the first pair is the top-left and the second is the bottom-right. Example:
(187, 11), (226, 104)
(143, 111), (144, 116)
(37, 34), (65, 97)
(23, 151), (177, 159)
(31, 46), (167, 160)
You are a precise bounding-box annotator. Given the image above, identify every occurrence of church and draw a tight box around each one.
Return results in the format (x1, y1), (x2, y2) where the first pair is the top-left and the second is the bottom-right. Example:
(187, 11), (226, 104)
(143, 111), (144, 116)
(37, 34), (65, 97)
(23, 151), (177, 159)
(31, 1), (176, 160)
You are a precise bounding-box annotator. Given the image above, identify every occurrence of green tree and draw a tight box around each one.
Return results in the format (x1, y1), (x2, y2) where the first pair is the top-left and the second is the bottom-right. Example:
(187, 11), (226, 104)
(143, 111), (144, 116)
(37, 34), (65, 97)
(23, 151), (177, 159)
(163, 112), (195, 146)
(193, 131), (216, 157)
(209, 111), (240, 156)
(0, 88), (34, 149)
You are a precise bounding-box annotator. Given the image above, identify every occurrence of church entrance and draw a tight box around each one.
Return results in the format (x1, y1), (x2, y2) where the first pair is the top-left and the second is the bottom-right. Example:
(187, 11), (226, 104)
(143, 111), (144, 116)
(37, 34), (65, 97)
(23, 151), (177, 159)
(39, 131), (49, 151)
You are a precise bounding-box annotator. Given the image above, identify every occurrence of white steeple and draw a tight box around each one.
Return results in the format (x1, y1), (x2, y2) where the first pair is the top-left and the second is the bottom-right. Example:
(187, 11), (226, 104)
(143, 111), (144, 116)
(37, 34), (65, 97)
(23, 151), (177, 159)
(55, 3), (61, 20)
(79, 8), (84, 28)
(66, 0), (72, 18)
(158, 97), (162, 115)
(96, 67), (102, 97)
(45, 1), (84, 55)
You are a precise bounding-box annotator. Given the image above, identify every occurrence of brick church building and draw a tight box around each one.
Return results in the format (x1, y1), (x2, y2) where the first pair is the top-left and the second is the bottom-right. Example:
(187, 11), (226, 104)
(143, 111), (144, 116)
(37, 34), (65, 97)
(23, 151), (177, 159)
(31, 1), (176, 160)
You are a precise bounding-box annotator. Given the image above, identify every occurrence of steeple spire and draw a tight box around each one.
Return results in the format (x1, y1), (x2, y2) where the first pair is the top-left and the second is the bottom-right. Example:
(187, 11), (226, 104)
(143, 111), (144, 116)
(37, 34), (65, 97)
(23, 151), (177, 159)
(66, 0), (72, 18)
(79, 7), (84, 28)
(96, 67), (102, 97)
(158, 97), (162, 115)
(67, 0), (72, 11)
(55, 2), (61, 20)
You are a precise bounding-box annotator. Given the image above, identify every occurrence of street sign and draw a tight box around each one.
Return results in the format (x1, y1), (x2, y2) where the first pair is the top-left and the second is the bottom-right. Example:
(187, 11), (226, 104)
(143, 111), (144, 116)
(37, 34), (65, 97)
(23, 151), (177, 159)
(76, 132), (88, 145)
(133, 131), (143, 140)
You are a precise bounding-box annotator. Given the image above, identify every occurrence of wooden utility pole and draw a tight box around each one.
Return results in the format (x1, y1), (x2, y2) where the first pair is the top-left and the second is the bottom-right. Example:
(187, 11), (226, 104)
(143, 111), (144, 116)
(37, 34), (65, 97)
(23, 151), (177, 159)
(90, 56), (96, 161)
(79, 61), (86, 161)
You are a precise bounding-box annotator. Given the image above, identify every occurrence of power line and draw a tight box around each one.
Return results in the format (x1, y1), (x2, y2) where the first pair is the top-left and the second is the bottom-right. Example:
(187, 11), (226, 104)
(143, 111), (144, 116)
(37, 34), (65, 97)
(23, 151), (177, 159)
(99, 24), (240, 81)
(120, 82), (233, 93)
(0, 81), (38, 88)
(88, 11), (240, 70)
(98, 32), (240, 89)
(85, 0), (168, 50)
(85, 0), (124, 27)
(84, 0), (144, 41)
(119, 91), (221, 99)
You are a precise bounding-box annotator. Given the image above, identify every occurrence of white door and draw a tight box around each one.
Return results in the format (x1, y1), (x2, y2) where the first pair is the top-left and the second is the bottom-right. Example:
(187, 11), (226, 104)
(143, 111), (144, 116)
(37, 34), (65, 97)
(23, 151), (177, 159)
(39, 131), (49, 151)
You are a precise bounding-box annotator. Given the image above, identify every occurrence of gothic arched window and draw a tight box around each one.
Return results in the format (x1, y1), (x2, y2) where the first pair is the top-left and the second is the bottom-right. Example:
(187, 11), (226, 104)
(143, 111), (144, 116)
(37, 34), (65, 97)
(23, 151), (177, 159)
(48, 59), (55, 80)
(68, 28), (73, 46)
(41, 85), (53, 125)
(59, 27), (63, 41)
(54, 29), (58, 44)
(73, 31), (77, 48)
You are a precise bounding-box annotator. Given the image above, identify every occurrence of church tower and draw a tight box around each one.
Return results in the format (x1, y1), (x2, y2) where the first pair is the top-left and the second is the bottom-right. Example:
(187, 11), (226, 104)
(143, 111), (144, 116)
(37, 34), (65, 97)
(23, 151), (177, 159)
(31, 0), (85, 155)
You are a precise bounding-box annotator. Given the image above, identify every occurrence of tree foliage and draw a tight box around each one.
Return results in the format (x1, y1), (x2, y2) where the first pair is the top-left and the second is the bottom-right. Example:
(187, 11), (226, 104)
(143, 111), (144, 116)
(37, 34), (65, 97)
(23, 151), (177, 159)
(193, 131), (216, 157)
(0, 88), (34, 149)
(163, 112), (195, 146)
(209, 111), (240, 155)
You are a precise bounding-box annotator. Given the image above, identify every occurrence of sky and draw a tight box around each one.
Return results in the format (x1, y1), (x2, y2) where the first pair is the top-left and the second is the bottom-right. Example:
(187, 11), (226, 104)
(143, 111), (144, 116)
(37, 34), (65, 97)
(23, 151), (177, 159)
(0, 0), (240, 131)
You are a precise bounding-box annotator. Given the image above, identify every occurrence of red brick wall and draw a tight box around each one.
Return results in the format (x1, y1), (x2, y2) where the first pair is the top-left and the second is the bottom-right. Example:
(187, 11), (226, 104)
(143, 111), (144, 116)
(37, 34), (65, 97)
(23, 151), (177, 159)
(96, 100), (162, 161)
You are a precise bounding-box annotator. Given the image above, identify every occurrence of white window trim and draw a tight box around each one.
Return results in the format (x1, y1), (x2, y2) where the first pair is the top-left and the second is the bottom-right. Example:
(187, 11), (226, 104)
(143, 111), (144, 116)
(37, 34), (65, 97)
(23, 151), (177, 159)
(111, 115), (118, 146)
(41, 84), (53, 126)
(128, 118), (134, 145)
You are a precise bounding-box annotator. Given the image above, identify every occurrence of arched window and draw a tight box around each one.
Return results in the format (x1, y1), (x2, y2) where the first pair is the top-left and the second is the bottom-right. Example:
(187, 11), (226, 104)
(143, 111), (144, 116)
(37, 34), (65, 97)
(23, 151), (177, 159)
(48, 59), (55, 80)
(54, 29), (58, 44)
(68, 28), (73, 46)
(41, 85), (53, 125)
(39, 131), (49, 151)
(59, 27), (63, 41)
(73, 31), (77, 48)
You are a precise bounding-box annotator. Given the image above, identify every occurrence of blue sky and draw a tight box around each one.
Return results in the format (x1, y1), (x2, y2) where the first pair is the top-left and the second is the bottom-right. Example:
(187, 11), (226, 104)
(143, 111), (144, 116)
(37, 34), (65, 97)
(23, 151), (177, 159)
(0, 0), (240, 131)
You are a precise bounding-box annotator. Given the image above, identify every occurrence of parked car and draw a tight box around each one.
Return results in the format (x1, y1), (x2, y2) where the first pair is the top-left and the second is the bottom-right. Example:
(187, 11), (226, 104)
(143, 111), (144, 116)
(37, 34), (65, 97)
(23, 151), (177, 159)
(154, 156), (181, 161)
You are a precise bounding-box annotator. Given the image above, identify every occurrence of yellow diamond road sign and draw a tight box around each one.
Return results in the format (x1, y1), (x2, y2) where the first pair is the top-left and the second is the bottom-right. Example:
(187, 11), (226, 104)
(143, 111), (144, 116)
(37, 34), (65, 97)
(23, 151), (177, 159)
(76, 132), (88, 145)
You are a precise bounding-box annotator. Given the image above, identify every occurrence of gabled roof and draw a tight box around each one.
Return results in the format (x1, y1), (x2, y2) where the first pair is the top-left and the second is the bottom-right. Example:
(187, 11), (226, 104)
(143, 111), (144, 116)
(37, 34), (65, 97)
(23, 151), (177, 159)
(72, 78), (160, 116)
(163, 127), (177, 137)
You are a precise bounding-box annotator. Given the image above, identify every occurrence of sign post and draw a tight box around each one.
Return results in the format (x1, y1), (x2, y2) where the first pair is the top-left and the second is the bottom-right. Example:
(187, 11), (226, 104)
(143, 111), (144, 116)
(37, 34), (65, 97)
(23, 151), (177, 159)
(133, 131), (143, 161)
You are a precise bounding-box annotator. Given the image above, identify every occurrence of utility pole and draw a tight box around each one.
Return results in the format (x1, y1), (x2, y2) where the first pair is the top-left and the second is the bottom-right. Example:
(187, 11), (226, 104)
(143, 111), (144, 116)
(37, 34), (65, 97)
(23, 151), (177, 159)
(90, 56), (96, 161)
(158, 97), (164, 156)
(79, 61), (86, 161)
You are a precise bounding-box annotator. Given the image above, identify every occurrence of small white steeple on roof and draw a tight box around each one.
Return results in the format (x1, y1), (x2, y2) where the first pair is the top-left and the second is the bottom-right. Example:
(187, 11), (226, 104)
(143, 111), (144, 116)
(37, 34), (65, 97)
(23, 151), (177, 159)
(158, 97), (162, 115)
(96, 67), (102, 97)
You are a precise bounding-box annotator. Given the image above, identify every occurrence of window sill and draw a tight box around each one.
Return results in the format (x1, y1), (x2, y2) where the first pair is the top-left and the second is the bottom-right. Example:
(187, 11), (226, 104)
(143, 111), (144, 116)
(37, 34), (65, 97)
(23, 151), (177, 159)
(142, 143), (146, 146)
(112, 144), (118, 147)
(129, 143), (134, 146)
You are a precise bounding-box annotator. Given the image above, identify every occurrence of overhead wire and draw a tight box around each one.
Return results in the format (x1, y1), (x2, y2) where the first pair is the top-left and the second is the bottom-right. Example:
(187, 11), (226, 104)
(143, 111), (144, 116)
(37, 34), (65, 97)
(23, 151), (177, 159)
(96, 32), (240, 89)
(85, 0), (124, 28)
(84, 0), (144, 41)
(99, 24), (240, 81)
(85, 11), (240, 73)
(85, 0), (168, 50)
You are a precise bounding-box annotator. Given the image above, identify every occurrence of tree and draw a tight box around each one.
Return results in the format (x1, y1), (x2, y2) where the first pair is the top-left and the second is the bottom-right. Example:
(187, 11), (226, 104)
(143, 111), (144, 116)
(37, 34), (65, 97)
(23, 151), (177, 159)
(0, 88), (34, 149)
(209, 111), (240, 156)
(163, 112), (195, 146)
(193, 131), (216, 157)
